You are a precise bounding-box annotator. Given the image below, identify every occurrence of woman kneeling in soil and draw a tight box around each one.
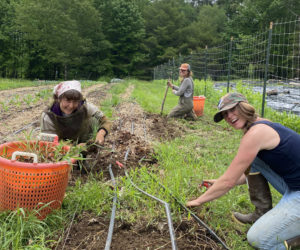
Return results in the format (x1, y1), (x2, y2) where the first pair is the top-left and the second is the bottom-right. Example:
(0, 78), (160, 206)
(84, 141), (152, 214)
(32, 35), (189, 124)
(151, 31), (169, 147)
(187, 92), (300, 249)
(167, 63), (197, 120)
(41, 80), (111, 145)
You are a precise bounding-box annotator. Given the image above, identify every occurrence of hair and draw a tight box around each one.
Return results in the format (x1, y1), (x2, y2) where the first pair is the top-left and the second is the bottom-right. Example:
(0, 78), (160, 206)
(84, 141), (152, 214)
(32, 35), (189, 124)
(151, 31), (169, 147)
(180, 70), (193, 82)
(53, 90), (83, 103)
(235, 102), (258, 133)
(187, 70), (193, 77)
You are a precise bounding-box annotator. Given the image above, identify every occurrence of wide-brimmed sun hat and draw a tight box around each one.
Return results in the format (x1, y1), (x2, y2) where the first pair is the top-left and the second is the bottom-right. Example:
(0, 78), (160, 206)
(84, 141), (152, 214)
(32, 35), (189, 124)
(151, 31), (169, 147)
(214, 92), (248, 122)
(179, 63), (191, 71)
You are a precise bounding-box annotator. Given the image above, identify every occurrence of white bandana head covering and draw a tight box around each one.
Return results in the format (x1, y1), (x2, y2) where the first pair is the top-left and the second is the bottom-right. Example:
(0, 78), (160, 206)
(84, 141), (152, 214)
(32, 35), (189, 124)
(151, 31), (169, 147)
(53, 80), (81, 97)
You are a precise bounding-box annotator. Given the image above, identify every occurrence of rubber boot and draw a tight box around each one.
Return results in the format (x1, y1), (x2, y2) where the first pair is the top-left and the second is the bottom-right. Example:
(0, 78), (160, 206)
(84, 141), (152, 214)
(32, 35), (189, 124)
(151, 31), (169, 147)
(284, 235), (300, 249)
(233, 173), (272, 224)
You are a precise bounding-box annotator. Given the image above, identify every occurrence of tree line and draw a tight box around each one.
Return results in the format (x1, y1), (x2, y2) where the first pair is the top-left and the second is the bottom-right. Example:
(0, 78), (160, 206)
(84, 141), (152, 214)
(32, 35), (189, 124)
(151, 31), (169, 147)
(0, 0), (299, 80)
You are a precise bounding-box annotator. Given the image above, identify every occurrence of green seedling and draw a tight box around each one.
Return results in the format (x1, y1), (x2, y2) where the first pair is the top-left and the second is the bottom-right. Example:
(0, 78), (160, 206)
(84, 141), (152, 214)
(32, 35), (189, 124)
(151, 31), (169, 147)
(0, 101), (9, 112)
(1, 131), (82, 164)
(23, 94), (33, 106)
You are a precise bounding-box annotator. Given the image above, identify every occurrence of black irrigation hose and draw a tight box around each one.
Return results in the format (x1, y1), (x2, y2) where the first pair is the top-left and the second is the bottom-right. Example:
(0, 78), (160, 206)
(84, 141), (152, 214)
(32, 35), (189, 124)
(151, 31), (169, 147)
(124, 148), (178, 250)
(1, 120), (39, 142)
(60, 203), (80, 250)
(104, 163), (118, 250)
(111, 113), (227, 249)
(12, 120), (39, 135)
(137, 113), (229, 249)
(148, 174), (230, 250)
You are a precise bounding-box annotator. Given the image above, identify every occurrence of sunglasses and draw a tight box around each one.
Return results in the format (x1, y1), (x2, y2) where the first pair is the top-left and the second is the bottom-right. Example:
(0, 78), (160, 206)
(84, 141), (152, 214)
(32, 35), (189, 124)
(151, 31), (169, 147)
(179, 69), (187, 72)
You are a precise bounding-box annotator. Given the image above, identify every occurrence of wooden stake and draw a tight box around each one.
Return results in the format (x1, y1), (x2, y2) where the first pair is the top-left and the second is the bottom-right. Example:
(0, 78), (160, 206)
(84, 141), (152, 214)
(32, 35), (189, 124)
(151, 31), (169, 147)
(160, 81), (170, 115)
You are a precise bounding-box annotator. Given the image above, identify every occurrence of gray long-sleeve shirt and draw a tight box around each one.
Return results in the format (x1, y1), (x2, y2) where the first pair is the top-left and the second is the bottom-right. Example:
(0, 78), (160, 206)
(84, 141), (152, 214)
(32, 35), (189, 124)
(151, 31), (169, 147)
(173, 77), (194, 98)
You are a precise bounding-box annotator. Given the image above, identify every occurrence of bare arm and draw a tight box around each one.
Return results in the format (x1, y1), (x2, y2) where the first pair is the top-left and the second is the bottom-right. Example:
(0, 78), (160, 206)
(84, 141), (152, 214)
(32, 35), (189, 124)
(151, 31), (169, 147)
(186, 125), (274, 207)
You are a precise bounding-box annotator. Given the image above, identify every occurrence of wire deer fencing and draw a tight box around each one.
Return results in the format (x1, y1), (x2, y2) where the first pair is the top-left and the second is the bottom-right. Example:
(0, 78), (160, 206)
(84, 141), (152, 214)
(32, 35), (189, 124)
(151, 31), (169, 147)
(154, 17), (300, 118)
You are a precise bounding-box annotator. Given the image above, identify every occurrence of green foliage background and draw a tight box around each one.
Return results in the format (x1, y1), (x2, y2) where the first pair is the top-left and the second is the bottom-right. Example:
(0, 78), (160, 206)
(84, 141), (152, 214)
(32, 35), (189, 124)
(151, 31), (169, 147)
(0, 0), (299, 80)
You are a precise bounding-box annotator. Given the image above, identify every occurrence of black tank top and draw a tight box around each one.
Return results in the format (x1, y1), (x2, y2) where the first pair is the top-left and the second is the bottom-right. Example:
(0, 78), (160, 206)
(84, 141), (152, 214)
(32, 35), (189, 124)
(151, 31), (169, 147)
(250, 120), (300, 191)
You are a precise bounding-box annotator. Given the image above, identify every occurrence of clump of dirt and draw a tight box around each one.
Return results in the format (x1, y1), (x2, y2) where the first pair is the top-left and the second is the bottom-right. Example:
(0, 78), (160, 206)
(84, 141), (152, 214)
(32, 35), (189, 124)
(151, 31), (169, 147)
(71, 101), (185, 181)
(54, 211), (222, 250)
(147, 113), (185, 141)
(80, 130), (156, 180)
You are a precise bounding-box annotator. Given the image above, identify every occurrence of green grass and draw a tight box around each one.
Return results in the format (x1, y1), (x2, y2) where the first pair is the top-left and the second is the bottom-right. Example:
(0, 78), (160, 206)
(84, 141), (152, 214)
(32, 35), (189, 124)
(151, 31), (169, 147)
(0, 78), (57, 90)
(0, 208), (61, 249)
(132, 79), (179, 114)
(0, 78), (107, 91)
(99, 80), (130, 118)
(63, 175), (114, 216)
(127, 79), (284, 249)
(0, 78), (295, 249)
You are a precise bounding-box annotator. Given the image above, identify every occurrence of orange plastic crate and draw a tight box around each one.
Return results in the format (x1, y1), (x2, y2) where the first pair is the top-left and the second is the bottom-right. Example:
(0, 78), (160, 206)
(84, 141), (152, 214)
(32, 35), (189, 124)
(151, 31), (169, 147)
(0, 141), (75, 219)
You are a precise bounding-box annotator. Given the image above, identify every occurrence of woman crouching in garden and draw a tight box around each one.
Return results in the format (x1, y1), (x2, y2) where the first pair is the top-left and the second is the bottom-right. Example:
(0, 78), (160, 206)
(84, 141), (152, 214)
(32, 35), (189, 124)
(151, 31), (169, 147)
(187, 92), (300, 249)
(41, 80), (111, 145)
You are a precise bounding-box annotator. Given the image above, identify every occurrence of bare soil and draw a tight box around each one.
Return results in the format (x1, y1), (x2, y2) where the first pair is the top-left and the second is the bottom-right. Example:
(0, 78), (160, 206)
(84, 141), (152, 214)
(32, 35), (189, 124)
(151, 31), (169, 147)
(0, 83), (223, 250)
(55, 212), (221, 250)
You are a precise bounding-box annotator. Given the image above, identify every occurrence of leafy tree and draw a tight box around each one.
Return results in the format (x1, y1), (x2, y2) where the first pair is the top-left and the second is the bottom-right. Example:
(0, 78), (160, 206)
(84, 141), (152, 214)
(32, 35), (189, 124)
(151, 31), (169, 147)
(0, 0), (27, 78)
(187, 0), (215, 7)
(143, 0), (226, 72)
(99, 0), (146, 77)
(143, 0), (188, 68)
(184, 5), (227, 51)
(228, 0), (300, 35)
(14, 0), (108, 79)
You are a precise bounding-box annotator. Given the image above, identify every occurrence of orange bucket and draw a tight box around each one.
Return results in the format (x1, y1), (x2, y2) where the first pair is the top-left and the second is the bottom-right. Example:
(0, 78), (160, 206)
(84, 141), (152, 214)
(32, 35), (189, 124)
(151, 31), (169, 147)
(193, 96), (206, 116)
(0, 141), (76, 219)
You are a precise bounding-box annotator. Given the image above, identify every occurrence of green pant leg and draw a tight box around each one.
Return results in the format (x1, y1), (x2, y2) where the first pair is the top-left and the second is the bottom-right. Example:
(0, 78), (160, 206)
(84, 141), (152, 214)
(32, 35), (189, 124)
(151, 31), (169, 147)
(167, 104), (187, 118)
(168, 97), (193, 118)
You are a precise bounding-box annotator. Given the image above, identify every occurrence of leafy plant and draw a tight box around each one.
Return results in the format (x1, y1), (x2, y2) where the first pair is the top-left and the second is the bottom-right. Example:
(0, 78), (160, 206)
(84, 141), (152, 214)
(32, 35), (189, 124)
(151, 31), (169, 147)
(0, 101), (9, 112)
(23, 94), (33, 106)
(1, 137), (83, 164)
(0, 208), (53, 249)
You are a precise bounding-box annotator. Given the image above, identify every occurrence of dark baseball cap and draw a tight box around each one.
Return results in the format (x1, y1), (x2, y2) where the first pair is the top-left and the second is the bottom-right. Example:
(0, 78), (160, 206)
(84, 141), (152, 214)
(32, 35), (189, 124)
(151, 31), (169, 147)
(214, 93), (248, 122)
